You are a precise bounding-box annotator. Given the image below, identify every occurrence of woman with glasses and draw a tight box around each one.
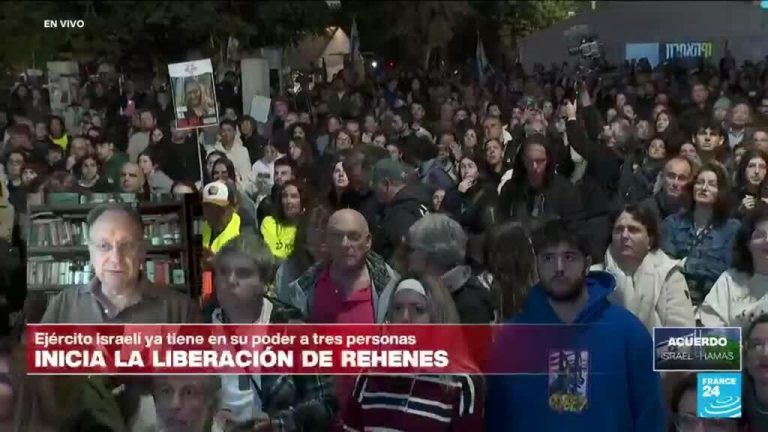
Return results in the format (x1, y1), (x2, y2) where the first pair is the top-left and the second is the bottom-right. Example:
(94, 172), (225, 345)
(661, 162), (740, 311)
(745, 314), (768, 429)
(700, 203), (768, 327)
(668, 373), (743, 432)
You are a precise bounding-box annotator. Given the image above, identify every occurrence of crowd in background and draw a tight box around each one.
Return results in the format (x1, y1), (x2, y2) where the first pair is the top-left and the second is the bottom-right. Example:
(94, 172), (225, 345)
(0, 50), (768, 431)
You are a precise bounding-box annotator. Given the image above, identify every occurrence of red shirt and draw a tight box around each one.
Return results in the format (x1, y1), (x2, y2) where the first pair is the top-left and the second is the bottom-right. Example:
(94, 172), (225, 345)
(310, 265), (375, 324)
(310, 265), (375, 430)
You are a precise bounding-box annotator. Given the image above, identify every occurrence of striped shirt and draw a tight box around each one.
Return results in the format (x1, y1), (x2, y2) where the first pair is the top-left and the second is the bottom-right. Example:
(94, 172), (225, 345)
(343, 374), (484, 432)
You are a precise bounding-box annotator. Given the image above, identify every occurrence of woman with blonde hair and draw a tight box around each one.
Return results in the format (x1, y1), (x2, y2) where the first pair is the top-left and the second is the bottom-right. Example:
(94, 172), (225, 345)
(344, 277), (484, 431)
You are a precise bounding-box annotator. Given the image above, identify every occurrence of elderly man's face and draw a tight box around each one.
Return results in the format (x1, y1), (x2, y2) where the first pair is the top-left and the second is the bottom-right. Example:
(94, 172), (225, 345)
(120, 163), (144, 193)
(88, 211), (145, 290)
(326, 211), (371, 270)
(153, 376), (213, 432)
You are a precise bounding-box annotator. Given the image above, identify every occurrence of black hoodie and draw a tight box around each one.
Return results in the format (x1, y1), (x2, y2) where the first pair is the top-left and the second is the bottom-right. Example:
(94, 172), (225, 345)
(374, 183), (432, 261)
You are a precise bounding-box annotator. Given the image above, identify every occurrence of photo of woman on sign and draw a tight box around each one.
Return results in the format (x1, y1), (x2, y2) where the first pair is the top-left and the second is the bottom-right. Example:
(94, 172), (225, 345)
(169, 59), (219, 130)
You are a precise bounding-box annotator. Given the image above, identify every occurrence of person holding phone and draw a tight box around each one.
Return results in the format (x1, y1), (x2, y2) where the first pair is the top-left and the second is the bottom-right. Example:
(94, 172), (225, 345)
(453, 155), (497, 231)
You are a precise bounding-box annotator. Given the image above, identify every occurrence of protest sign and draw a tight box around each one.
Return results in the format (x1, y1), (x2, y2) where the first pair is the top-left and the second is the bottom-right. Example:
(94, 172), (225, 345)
(47, 61), (80, 114)
(168, 59), (219, 130)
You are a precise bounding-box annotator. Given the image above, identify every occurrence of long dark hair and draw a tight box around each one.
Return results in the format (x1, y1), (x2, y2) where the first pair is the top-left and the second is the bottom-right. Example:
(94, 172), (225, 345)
(289, 137), (315, 167)
(689, 161), (733, 226)
(212, 157), (237, 183)
(484, 222), (537, 320)
(735, 149), (768, 198)
(287, 204), (331, 276)
(275, 179), (309, 224)
(509, 134), (556, 189)
(204, 150), (227, 184)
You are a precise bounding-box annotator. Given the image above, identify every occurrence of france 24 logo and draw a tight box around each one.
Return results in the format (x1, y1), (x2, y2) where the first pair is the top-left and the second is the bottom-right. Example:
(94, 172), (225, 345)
(697, 373), (741, 419)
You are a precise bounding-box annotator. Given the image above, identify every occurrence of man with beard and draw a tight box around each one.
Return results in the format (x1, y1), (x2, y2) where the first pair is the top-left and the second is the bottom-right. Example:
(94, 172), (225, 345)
(641, 157), (694, 224)
(486, 219), (665, 432)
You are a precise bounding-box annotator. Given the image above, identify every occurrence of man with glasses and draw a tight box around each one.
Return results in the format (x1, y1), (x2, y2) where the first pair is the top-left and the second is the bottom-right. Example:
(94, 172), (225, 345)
(41, 202), (200, 323)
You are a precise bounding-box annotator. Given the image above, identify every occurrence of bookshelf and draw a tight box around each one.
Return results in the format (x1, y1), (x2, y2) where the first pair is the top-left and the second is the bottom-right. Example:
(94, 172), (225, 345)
(26, 193), (200, 301)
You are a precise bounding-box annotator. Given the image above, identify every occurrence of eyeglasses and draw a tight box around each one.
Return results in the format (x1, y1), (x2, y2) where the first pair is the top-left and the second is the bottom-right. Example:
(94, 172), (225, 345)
(89, 240), (142, 255)
(674, 413), (736, 432)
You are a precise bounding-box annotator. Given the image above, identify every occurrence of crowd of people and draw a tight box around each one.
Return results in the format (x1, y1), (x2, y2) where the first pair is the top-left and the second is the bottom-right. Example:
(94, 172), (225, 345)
(1, 50), (768, 431)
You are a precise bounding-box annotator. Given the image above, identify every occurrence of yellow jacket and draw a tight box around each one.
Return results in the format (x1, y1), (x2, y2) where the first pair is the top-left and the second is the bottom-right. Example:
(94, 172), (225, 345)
(203, 212), (241, 254)
(51, 134), (69, 150)
(260, 216), (296, 260)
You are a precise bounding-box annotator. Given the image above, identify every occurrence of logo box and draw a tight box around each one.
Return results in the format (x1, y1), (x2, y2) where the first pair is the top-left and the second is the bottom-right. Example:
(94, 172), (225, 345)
(653, 327), (741, 372)
(697, 373), (741, 418)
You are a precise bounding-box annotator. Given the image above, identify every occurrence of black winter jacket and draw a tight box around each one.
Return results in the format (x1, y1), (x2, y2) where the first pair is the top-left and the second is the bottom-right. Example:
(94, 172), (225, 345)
(374, 183), (432, 261)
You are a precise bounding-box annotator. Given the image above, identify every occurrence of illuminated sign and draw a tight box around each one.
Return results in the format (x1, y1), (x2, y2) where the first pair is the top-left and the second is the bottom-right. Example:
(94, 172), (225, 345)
(664, 42), (713, 59)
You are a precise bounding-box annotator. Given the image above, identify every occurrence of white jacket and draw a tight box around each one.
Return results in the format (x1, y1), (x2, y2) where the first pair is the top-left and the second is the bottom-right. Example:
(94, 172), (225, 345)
(592, 248), (695, 330)
(208, 137), (256, 196)
(699, 270), (768, 327)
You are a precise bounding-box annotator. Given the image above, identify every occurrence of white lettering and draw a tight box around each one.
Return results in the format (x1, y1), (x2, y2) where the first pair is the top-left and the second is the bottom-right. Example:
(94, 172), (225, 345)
(35, 350), (106, 368)
(340, 350), (450, 368)
(703, 377), (736, 385)
(152, 350), (294, 368)
(43, 20), (57, 28)
(58, 20), (85, 28)
(667, 337), (728, 347)
(115, 350), (144, 367)
(302, 351), (332, 367)
(35, 332), (93, 348)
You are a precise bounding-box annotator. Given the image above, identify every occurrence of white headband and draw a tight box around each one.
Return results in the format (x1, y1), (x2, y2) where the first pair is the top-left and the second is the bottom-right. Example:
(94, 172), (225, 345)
(394, 278), (427, 297)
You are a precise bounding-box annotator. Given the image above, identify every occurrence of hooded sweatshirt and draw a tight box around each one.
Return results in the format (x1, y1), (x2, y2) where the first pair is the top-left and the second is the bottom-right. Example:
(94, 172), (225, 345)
(486, 271), (666, 432)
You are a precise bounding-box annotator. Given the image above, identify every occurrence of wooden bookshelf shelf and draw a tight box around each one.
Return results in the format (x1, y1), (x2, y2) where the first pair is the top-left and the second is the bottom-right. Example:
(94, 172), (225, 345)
(30, 201), (184, 215)
(28, 244), (186, 255)
(26, 195), (200, 301)
(27, 284), (189, 293)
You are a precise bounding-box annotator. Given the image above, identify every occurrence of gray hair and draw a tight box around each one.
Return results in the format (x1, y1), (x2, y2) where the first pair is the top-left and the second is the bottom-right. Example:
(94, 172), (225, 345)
(214, 234), (276, 284)
(86, 202), (144, 239)
(407, 214), (467, 270)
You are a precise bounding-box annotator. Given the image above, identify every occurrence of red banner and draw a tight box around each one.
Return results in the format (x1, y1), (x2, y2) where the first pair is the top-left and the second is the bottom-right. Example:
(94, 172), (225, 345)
(27, 324), (499, 375)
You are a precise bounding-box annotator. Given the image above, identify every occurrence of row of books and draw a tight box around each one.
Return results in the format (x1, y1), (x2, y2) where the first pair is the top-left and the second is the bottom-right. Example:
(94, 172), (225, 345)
(27, 258), (187, 287)
(28, 217), (183, 247)
(46, 193), (184, 205)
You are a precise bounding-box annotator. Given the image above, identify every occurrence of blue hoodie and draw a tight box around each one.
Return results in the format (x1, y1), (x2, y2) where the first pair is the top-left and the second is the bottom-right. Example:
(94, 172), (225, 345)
(486, 271), (666, 432)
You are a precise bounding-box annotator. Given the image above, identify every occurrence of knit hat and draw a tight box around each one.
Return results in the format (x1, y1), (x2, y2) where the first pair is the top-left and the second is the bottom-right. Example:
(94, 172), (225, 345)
(713, 97), (732, 111)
